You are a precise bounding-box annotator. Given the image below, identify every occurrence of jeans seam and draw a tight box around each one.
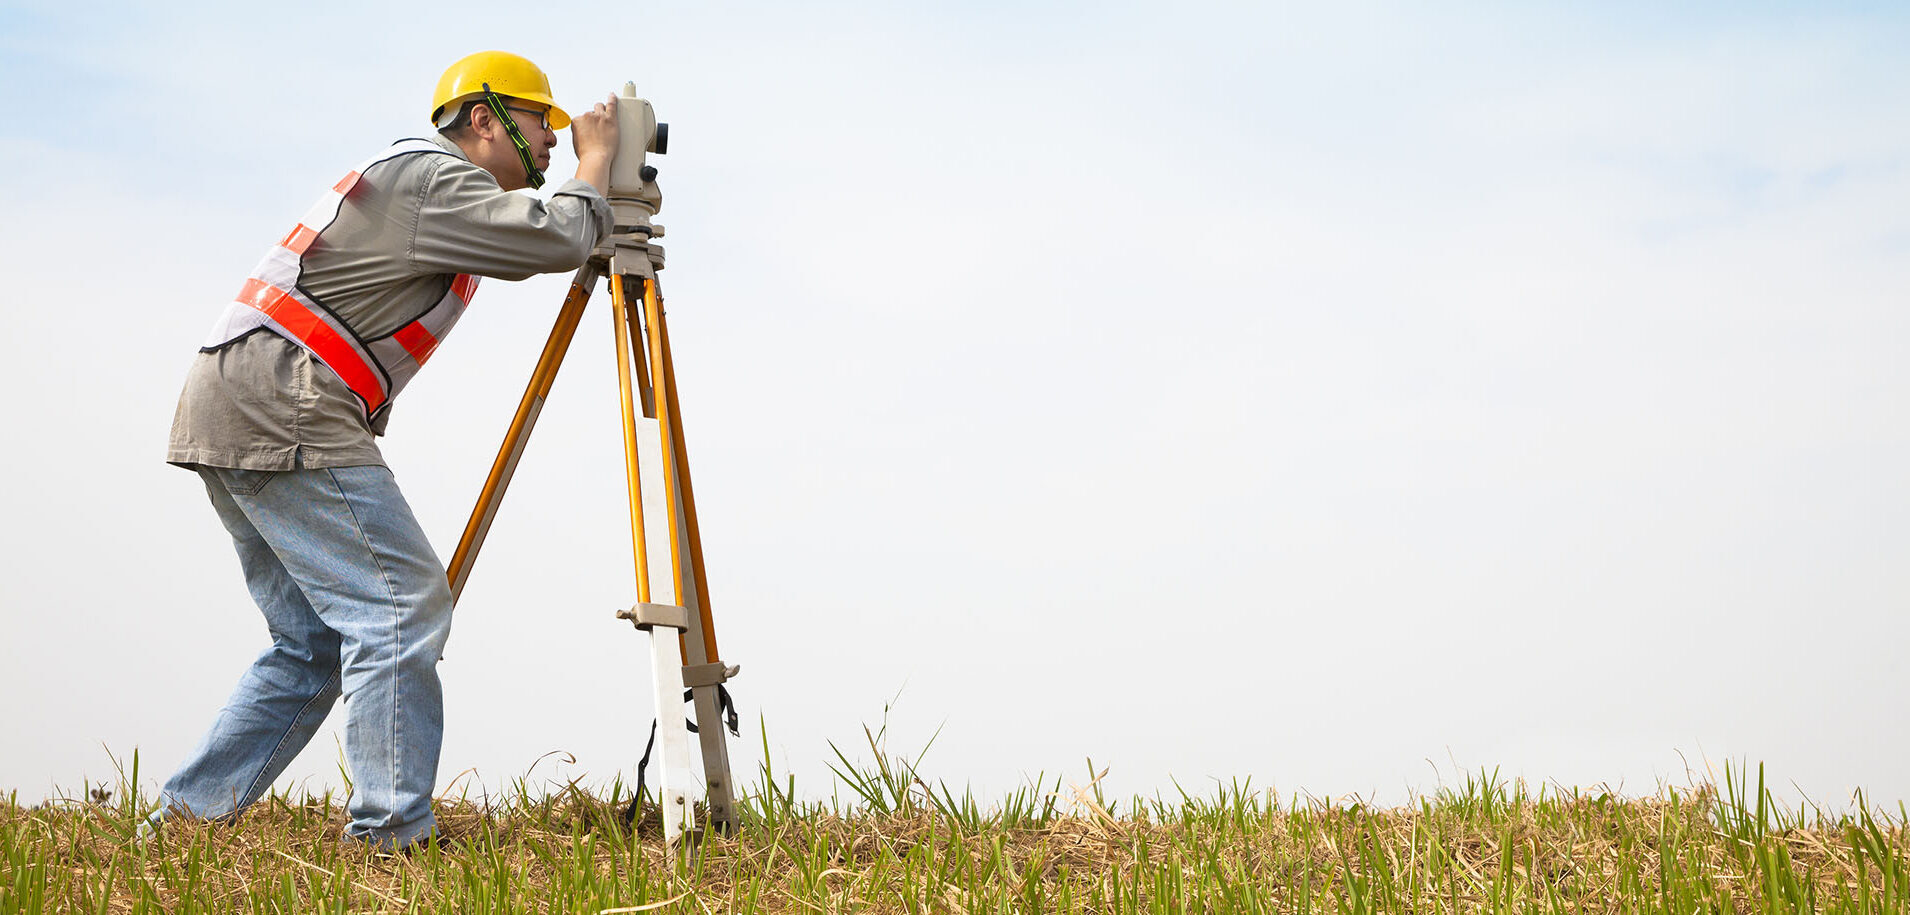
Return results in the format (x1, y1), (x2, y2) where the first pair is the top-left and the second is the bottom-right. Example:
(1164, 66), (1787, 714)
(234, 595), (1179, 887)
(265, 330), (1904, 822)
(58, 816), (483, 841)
(325, 467), (410, 829)
(235, 667), (340, 809)
(219, 467), (274, 497)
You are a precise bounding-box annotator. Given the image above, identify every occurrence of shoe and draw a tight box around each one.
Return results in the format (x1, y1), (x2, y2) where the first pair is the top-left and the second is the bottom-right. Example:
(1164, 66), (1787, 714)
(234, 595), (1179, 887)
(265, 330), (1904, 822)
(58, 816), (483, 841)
(135, 811), (165, 847)
(345, 829), (462, 856)
(399, 831), (462, 856)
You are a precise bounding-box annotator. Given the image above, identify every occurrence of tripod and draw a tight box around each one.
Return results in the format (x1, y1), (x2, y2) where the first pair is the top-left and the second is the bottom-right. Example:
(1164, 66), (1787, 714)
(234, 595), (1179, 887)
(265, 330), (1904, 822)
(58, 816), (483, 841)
(442, 85), (738, 845)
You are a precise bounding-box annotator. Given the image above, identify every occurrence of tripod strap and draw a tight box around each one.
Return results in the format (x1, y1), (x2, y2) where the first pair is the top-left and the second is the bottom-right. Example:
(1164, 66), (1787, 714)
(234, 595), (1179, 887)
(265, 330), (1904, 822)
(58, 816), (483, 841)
(623, 684), (739, 827)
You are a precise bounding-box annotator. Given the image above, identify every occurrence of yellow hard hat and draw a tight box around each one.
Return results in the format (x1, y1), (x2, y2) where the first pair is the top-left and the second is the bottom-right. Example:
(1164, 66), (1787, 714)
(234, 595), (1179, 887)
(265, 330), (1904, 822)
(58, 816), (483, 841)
(431, 51), (572, 130)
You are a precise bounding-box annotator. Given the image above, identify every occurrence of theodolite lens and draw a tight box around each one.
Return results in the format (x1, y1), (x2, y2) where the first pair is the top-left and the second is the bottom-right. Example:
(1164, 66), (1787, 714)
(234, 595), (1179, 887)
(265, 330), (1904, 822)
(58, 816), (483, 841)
(653, 123), (668, 155)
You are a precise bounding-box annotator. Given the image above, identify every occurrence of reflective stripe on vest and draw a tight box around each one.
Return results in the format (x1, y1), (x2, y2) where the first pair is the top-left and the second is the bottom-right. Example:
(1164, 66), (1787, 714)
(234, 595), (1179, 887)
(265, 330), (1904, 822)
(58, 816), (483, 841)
(200, 139), (481, 423)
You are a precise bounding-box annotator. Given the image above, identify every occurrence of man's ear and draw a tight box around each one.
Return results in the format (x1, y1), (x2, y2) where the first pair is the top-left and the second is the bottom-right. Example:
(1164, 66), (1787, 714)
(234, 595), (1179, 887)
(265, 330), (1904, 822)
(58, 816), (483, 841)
(467, 102), (497, 139)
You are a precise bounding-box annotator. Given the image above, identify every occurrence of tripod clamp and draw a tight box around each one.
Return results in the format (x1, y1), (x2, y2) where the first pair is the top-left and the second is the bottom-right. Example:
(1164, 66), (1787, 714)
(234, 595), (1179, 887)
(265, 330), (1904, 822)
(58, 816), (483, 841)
(618, 601), (688, 631)
(616, 603), (743, 687)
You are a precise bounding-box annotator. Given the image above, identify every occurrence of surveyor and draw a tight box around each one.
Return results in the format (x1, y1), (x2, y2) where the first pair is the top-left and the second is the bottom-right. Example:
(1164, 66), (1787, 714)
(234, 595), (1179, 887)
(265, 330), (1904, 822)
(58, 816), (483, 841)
(153, 51), (618, 851)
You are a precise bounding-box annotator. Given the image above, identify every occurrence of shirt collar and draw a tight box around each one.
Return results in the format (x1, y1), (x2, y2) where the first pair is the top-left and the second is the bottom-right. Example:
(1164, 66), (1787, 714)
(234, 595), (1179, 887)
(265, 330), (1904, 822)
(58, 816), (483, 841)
(428, 134), (471, 161)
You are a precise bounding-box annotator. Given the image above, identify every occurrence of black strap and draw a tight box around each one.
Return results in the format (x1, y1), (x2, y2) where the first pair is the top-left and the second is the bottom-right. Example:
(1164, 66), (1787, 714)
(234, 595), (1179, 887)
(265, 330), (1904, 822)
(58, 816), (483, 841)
(623, 684), (739, 827)
(480, 82), (546, 190)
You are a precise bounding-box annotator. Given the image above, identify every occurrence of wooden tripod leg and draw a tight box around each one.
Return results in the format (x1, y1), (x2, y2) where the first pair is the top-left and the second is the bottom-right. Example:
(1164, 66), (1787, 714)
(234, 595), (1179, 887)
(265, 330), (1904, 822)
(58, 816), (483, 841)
(447, 264), (600, 603)
(610, 273), (652, 603)
(649, 288), (720, 664)
(641, 276), (739, 833)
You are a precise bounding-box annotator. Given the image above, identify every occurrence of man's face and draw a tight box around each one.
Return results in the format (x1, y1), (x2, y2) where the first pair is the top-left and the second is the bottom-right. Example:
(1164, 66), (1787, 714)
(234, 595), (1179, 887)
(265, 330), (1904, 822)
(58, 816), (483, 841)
(498, 102), (558, 174)
(473, 98), (559, 190)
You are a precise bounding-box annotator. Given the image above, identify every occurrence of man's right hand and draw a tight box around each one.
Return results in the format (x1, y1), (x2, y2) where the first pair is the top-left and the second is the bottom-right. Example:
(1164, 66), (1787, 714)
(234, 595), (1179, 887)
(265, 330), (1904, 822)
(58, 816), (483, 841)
(570, 93), (619, 195)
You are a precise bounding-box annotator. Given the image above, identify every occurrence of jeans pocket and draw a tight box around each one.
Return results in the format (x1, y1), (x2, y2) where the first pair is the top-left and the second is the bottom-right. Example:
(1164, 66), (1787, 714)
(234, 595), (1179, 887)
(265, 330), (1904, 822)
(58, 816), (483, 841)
(214, 467), (278, 496)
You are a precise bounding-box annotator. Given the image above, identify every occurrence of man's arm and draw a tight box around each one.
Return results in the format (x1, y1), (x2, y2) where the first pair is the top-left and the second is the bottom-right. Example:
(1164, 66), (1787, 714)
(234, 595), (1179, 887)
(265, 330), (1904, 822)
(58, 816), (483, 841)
(409, 96), (622, 280)
(409, 162), (613, 280)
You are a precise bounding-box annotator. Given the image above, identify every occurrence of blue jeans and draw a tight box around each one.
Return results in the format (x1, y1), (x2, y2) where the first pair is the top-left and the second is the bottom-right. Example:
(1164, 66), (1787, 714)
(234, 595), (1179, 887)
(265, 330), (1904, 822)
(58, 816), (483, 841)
(156, 465), (453, 848)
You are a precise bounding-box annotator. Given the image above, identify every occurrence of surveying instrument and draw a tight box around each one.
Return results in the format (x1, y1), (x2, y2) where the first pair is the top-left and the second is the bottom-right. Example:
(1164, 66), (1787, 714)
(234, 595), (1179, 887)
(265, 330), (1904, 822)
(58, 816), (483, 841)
(444, 83), (738, 846)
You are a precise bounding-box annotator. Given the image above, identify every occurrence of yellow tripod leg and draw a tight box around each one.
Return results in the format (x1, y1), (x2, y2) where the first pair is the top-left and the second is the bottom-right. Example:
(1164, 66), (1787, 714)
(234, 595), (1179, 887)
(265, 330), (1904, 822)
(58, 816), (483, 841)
(617, 270), (700, 846)
(658, 301), (720, 663)
(642, 277), (720, 663)
(642, 276), (739, 833)
(448, 264), (599, 603)
(610, 273), (652, 603)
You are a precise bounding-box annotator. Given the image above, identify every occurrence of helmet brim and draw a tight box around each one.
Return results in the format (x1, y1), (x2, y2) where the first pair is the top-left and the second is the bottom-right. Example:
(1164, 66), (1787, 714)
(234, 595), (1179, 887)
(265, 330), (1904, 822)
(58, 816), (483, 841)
(432, 93), (572, 131)
(519, 95), (571, 130)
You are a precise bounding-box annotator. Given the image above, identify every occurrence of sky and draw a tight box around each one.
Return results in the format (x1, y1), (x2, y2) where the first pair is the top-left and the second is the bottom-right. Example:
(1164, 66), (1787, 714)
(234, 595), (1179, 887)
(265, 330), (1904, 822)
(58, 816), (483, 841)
(1, 1), (1906, 814)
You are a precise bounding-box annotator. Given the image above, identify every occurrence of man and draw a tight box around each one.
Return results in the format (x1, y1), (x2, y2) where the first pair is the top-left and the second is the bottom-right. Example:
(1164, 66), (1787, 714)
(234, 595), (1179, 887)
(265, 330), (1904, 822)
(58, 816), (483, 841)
(155, 51), (619, 851)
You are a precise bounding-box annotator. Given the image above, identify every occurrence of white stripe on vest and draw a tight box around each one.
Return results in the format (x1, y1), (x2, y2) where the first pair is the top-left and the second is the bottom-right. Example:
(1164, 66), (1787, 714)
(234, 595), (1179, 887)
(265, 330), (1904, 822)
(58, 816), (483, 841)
(201, 139), (481, 423)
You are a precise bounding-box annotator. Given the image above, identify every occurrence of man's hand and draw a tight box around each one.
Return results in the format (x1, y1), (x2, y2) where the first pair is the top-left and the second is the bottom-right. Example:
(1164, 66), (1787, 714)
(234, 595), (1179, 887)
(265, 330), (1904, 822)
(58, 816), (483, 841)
(570, 93), (619, 195)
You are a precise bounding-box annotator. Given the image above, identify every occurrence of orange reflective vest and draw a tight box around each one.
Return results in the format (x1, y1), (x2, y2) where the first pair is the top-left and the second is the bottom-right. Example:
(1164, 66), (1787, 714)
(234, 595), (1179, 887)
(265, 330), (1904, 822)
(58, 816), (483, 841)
(201, 139), (480, 424)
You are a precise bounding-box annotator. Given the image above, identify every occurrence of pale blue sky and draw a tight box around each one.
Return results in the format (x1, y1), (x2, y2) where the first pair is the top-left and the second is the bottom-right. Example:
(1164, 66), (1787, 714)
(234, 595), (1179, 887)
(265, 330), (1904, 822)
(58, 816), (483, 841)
(2, 1), (1905, 810)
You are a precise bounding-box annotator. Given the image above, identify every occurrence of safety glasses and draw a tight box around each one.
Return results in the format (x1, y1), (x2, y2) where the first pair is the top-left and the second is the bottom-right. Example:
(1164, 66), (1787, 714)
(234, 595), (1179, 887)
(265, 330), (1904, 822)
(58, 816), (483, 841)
(501, 105), (551, 130)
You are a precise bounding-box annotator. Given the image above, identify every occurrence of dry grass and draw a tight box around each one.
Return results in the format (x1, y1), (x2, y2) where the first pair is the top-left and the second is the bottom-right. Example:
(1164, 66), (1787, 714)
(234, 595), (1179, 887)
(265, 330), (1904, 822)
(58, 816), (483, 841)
(2, 758), (1906, 913)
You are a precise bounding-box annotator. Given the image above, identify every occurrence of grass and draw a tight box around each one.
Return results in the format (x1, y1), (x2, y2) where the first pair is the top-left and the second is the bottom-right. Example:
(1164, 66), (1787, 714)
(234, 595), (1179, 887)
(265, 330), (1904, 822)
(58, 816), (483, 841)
(2, 740), (1904, 914)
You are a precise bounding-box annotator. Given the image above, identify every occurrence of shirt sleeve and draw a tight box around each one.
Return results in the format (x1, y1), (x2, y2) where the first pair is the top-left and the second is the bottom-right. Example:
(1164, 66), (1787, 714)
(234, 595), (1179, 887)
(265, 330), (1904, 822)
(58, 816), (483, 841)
(408, 156), (614, 280)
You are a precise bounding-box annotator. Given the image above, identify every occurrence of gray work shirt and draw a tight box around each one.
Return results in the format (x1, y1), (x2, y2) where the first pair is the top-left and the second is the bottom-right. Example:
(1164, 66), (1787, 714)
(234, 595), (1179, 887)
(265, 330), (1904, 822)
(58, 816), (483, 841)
(168, 135), (611, 470)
